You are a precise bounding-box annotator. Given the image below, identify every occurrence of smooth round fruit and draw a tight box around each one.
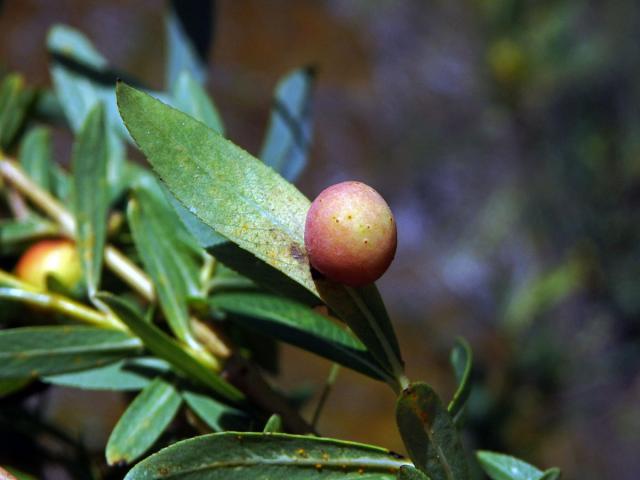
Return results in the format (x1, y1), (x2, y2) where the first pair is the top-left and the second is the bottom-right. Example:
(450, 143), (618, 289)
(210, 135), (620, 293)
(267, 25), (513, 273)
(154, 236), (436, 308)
(15, 239), (82, 291)
(304, 181), (397, 286)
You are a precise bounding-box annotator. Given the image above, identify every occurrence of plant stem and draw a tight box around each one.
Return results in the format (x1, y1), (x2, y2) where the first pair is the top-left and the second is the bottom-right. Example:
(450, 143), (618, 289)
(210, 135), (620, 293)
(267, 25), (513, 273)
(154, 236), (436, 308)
(312, 363), (340, 429)
(0, 270), (124, 330)
(0, 158), (153, 299)
(1, 158), (314, 433)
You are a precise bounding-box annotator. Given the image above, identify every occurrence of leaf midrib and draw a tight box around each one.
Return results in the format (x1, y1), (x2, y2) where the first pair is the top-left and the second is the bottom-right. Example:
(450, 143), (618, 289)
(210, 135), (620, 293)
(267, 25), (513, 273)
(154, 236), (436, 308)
(153, 456), (409, 479)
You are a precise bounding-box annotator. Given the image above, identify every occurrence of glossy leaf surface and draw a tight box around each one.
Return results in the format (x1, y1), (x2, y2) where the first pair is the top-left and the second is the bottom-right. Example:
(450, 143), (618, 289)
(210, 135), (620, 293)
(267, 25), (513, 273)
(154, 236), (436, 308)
(0, 326), (141, 379)
(396, 382), (468, 480)
(476, 451), (558, 480)
(210, 292), (388, 381)
(125, 432), (410, 479)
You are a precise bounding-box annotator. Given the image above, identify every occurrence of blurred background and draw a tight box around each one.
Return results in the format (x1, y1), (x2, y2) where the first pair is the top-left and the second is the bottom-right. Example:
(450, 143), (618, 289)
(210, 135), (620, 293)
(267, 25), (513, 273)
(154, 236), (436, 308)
(1, 1), (640, 478)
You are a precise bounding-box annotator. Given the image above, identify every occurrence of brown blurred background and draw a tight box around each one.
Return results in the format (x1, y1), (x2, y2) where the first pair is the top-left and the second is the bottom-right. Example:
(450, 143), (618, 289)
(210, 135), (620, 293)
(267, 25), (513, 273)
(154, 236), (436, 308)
(1, 1), (640, 479)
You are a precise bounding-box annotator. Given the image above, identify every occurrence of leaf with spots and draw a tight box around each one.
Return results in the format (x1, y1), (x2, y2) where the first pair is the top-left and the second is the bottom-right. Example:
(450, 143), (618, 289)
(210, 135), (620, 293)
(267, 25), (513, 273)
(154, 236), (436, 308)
(72, 103), (109, 297)
(476, 451), (561, 480)
(124, 432), (410, 479)
(0, 326), (141, 379)
(116, 83), (404, 387)
(106, 376), (182, 466)
(396, 382), (469, 480)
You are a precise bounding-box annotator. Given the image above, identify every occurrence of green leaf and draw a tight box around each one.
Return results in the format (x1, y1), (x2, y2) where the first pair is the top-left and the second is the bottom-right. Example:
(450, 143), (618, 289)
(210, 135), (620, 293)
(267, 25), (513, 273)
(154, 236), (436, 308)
(182, 389), (250, 432)
(47, 24), (125, 200)
(127, 183), (201, 342)
(0, 217), (59, 254)
(106, 376), (182, 465)
(19, 127), (52, 190)
(72, 103), (109, 296)
(263, 413), (283, 433)
(0, 73), (34, 149)
(165, 2), (209, 89)
(260, 67), (315, 182)
(116, 83), (404, 384)
(447, 338), (472, 422)
(0, 326), (141, 379)
(98, 293), (244, 404)
(475, 451), (556, 480)
(398, 465), (432, 480)
(172, 71), (224, 134)
(124, 432), (410, 479)
(210, 292), (390, 381)
(396, 382), (469, 480)
(44, 357), (170, 391)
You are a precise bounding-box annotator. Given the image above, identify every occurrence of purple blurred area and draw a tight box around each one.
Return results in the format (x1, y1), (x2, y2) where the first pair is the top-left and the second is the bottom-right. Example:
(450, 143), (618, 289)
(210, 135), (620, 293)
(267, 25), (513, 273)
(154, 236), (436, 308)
(1, 1), (639, 479)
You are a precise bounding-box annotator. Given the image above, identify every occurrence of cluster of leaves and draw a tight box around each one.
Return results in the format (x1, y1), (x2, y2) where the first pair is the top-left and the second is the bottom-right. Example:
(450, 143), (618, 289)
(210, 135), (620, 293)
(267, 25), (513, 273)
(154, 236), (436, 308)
(0, 3), (561, 479)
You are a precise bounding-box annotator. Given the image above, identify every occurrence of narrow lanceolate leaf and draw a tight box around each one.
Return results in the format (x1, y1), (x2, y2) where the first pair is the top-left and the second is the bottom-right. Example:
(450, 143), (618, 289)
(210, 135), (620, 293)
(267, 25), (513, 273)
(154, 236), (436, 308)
(164, 1), (211, 89)
(124, 432), (410, 480)
(72, 103), (109, 296)
(447, 338), (472, 422)
(19, 127), (52, 190)
(172, 71), (224, 134)
(210, 292), (390, 382)
(128, 185), (201, 342)
(476, 451), (557, 480)
(260, 67), (315, 182)
(45, 357), (170, 391)
(0, 73), (34, 149)
(398, 465), (432, 479)
(116, 83), (404, 384)
(396, 382), (469, 480)
(47, 24), (125, 199)
(98, 294), (244, 404)
(107, 376), (182, 465)
(0, 326), (141, 379)
(0, 217), (58, 254)
(182, 389), (250, 432)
